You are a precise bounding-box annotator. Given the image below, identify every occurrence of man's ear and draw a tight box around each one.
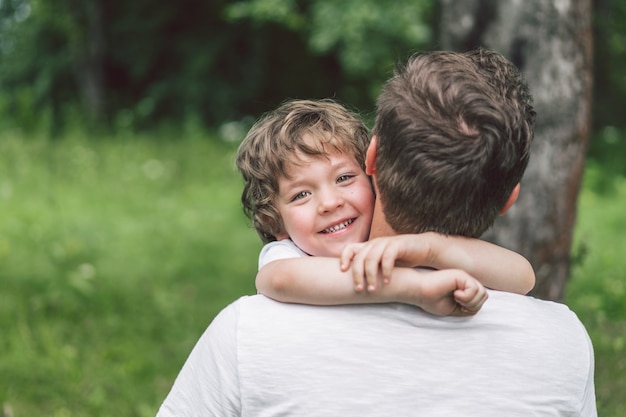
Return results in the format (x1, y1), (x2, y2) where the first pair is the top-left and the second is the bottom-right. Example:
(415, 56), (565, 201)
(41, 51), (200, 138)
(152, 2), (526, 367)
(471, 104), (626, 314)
(365, 136), (378, 175)
(500, 183), (521, 215)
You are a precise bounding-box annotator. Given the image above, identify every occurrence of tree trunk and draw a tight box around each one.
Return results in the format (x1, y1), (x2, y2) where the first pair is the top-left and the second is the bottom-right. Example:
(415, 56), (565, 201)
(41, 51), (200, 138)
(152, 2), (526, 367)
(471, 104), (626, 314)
(438, 0), (593, 301)
(69, 0), (106, 124)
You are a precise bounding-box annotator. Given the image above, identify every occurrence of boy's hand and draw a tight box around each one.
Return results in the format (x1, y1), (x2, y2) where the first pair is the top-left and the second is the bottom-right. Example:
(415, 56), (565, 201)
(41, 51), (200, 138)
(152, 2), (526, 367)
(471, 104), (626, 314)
(340, 236), (430, 292)
(413, 269), (488, 316)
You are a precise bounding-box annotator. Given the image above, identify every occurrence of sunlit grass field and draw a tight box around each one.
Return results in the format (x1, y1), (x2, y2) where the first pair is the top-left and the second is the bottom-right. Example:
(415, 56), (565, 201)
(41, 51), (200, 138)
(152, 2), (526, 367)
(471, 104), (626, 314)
(567, 162), (626, 416)
(1, 131), (624, 416)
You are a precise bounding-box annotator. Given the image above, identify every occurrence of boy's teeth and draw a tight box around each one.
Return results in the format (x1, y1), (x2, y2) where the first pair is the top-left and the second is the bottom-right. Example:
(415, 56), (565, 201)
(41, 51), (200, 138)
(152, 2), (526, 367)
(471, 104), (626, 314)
(323, 219), (353, 233)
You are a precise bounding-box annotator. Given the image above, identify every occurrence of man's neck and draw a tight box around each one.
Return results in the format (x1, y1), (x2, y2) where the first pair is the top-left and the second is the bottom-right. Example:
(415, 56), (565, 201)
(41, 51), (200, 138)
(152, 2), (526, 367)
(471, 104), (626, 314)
(368, 200), (397, 239)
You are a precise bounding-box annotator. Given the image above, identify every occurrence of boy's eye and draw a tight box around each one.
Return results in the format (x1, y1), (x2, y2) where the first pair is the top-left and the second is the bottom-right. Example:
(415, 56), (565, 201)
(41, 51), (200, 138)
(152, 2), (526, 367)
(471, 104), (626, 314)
(337, 174), (354, 183)
(291, 191), (310, 202)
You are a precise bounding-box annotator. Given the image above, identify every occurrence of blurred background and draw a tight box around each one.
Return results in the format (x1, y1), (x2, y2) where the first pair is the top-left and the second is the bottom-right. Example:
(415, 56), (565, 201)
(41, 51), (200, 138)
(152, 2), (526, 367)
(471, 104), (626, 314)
(0, 0), (624, 416)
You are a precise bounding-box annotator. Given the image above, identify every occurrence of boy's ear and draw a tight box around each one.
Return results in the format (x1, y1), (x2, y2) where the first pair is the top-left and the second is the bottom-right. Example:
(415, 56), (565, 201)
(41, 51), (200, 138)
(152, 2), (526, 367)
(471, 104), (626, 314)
(499, 183), (521, 215)
(365, 136), (378, 175)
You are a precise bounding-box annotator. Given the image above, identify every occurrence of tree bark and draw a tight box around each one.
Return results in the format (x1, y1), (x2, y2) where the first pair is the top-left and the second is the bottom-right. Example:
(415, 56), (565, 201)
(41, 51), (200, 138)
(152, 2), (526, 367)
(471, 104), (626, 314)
(438, 0), (593, 301)
(69, 0), (106, 124)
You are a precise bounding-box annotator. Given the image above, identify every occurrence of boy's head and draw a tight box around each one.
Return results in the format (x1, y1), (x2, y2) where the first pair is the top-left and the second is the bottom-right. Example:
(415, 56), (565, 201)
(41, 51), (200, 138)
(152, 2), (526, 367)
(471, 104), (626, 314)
(370, 48), (536, 238)
(237, 99), (371, 244)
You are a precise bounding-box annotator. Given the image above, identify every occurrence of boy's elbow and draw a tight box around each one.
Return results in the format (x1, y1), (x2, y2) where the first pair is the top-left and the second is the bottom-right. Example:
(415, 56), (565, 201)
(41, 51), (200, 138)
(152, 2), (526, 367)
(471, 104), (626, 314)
(520, 266), (536, 295)
(256, 263), (293, 298)
(523, 278), (536, 295)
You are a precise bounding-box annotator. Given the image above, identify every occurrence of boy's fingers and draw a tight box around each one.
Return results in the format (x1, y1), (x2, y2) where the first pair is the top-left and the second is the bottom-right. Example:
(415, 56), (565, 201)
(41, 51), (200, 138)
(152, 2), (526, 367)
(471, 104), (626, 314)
(449, 273), (487, 313)
(455, 286), (487, 314)
(351, 255), (366, 292)
(381, 259), (393, 284)
(361, 241), (386, 290)
(365, 257), (379, 291)
(380, 245), (399, 284)
(340, 243), (362, 271)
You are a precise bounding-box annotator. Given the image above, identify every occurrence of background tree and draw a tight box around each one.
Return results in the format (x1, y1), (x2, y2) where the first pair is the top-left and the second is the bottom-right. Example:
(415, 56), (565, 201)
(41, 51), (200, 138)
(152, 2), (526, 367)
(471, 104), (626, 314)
(585, 0), (626, 185)
(225, 0), (433, 110)
(438, 0), (593, 301)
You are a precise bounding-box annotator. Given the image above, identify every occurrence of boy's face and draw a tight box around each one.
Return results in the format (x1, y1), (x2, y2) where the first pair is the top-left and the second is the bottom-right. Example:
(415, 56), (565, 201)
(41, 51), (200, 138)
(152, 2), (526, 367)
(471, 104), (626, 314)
(275, 149), (374, 257)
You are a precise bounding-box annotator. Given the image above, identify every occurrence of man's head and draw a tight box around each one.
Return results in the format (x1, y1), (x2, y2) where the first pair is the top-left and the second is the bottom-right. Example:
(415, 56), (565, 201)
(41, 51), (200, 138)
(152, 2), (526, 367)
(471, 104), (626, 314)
(237, 99), (371, 244)
(369, 48), (536, 238)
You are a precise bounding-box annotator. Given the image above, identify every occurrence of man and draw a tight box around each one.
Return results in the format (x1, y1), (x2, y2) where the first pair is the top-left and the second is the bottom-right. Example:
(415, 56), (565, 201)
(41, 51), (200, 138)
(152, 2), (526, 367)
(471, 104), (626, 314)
(156, 49), (596, 416)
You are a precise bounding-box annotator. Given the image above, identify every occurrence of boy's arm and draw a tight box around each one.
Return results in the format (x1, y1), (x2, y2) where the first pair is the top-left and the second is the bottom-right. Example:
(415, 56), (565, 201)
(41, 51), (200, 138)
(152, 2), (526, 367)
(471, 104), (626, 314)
(256, 257), (486, 316)
(341, 232), (535, 295)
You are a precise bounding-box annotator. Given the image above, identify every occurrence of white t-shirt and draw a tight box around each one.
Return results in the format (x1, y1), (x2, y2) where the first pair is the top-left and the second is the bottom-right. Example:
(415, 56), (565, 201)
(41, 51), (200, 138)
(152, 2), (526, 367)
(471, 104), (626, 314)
(258, 239), (307, 270)
(157, 291), (596, 417)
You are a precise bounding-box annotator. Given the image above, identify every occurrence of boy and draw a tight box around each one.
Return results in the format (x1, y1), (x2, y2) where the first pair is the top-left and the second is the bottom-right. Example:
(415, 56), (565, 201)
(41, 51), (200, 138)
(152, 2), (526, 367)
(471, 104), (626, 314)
(236, 99), (534, 314)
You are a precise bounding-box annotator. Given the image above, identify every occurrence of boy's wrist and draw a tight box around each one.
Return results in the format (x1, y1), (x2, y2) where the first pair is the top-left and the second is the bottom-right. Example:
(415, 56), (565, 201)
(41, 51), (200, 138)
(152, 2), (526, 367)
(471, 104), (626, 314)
(419, 232), (444, 269)
(384, 268), (424, 306)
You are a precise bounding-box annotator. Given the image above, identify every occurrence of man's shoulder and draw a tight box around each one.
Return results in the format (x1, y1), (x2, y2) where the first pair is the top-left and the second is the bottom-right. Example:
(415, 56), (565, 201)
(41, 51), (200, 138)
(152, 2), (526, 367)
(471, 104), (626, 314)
(220, 295), (396, 331)
(230, 294), (351, 316)
(230, 291), (581, 316)
(227, 294), (283, 309)
(484, 290), (589, 334)
(486, 289), (577, 313)
(220, 291), (589, 342)
(217, 294), (306, 321)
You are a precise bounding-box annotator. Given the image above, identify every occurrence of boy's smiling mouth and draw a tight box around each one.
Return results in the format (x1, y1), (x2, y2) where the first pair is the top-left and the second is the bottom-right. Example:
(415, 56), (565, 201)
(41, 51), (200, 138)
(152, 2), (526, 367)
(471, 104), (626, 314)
(321, 218), (355, 234)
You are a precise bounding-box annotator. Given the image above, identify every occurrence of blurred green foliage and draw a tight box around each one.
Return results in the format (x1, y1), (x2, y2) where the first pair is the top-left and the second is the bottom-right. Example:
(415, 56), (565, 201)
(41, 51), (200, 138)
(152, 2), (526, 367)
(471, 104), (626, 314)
(0, 0), (434, 133)
(592, 0), (626, 131)
(2, 0), (624, 153)
(226, 0), (432, 93)
(585, 126), (626, 195)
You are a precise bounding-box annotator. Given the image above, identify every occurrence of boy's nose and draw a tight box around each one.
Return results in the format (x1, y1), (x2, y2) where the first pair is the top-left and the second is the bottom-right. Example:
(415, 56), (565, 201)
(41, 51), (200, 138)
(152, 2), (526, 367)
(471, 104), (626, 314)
(318, 189), (344, 214)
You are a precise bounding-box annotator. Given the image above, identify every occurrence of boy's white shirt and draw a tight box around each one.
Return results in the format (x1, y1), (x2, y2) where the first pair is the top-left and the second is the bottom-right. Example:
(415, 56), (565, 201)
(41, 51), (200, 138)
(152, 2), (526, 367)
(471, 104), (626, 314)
(258, 239), (308, 270)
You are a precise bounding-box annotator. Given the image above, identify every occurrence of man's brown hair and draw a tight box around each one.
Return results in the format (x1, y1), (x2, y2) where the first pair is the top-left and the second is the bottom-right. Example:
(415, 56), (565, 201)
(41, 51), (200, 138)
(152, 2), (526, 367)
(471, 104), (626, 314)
(373, 48), (535, 237)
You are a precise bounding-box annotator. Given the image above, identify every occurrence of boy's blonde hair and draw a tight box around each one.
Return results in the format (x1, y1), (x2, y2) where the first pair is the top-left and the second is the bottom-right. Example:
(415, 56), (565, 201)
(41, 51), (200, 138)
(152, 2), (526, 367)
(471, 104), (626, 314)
(236, 99), (370, 243)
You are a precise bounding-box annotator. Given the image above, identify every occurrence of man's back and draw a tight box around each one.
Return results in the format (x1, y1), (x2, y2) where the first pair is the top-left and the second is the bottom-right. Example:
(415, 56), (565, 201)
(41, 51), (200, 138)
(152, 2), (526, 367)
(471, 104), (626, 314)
(157, 290), (596, 416)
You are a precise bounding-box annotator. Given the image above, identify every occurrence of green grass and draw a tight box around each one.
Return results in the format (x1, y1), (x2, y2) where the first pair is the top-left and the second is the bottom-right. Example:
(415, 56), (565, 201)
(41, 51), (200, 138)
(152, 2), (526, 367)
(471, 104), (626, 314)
(567, 162), (626, 416)
(0, 131), (260, 416)
(0, 131), (624, 416)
